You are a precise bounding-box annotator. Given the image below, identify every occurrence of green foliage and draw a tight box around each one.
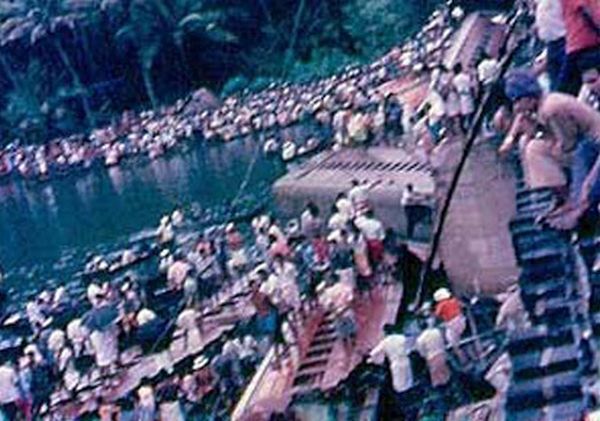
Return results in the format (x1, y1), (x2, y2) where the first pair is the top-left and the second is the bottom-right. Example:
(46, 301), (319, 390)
(116, 0), (240, 106)
(2, 60), (46, 132)
(221, 75), (249, 97)
(0, 0), (440, 143)
(286, 47), (357, 82)
(342, 0), (430, 60)
(1, 58), (77, 142)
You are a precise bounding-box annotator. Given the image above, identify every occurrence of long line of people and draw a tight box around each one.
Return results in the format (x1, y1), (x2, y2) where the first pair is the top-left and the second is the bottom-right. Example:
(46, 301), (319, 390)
(0, 1), (465, 184)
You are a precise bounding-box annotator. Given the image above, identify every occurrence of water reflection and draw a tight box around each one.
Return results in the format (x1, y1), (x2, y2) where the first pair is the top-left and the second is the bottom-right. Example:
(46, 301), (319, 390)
(0, 141), (284, 291)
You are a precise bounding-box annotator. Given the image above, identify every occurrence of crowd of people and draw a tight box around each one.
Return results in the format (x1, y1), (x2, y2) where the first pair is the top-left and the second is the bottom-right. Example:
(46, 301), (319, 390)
(0, 167), (459, 420)
(9, 0), (599, 419)
(494, 0), (600, 235)
(0, 1), (466, 183)
(364, 0), (600, 417)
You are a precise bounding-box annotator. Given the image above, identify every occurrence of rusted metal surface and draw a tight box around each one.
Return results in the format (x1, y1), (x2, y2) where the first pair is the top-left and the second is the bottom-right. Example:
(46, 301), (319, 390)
(274, 147), (435, 233)
(444, 13), (508, 68)
(233, 283), (403, 420)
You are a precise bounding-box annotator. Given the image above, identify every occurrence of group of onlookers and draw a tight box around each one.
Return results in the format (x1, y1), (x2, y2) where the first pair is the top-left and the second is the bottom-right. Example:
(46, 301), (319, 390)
(495, 0), (599, 233)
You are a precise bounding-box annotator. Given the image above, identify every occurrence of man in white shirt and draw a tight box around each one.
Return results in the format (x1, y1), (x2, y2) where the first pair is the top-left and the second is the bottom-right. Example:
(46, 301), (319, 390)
(354, 212), (385, 242)
(0, 362), (21, 418)
(335, 192), (354, 221)
(534, 0), (567, 91)
(348, 179), (371, 214)
(452, 63), (476, 127)
(415, 318), (451, 387)
(368, 325), (413, 393)
(477, 53), (500, 88)
(354, 210), (386, 267)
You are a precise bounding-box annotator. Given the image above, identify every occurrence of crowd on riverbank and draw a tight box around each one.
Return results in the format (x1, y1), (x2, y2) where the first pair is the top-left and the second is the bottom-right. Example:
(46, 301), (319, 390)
(2, 0), (599, 418)
(0, 2), (465, 183)
(0, 173), (471, 420)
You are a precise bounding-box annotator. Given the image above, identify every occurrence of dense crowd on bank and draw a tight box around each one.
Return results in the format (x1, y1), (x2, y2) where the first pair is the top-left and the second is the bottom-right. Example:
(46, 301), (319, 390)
(0, 173), (463, 420)
(0, 2), (464, 183)
(0, 0), (598, 419)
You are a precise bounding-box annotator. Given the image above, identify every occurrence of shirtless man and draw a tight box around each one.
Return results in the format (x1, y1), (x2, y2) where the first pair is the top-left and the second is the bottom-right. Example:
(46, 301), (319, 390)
(504, 68), (600, 229)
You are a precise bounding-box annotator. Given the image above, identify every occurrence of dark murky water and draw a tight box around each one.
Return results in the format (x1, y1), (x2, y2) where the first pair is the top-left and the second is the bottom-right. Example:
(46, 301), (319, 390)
(0, 138), (284, 296)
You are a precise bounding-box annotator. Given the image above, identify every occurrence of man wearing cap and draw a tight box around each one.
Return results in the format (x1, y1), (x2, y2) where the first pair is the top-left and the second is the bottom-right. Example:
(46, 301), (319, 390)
(434, 287), (467, 362)
(504, 68), (600, 229)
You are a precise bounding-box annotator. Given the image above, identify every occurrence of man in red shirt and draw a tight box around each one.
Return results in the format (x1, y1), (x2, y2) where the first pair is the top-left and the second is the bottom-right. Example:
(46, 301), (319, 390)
(434, 287), (467, 363)
(560, 0), (600, 94)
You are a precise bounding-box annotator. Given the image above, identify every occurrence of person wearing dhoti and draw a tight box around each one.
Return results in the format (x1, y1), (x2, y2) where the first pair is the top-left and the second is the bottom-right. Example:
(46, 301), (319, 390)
(225, 223), (248, 279)
(89, 326), (119, 379)
(176, 306), (202, 354)
(354, 210), (386, 269)
(415, 318), (451, 387)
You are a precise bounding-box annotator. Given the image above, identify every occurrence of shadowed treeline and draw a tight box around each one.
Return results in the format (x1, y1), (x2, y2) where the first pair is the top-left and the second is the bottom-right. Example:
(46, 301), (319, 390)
(0, 0), (439, 145)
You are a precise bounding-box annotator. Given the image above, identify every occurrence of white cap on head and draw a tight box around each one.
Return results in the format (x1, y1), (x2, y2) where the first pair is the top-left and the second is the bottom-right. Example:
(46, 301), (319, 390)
(193, 355), (209, 370)
(433, 287), (451, 302)
(327, 230), (343, 243)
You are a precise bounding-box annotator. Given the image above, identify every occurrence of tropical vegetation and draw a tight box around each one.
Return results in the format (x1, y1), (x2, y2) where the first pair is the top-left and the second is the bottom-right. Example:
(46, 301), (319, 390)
(0, 0), (439, 145)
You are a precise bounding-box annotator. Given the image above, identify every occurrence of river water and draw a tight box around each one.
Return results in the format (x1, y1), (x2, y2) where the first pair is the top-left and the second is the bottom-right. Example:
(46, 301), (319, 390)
(0, 138), (285, 297)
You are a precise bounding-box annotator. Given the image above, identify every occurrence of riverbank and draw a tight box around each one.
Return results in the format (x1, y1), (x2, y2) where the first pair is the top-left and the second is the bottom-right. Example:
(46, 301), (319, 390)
(0, 139), (284, 301)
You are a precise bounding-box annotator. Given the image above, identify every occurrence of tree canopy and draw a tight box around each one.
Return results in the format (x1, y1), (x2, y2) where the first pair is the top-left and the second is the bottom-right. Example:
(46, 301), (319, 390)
(0, 0), (439, 144)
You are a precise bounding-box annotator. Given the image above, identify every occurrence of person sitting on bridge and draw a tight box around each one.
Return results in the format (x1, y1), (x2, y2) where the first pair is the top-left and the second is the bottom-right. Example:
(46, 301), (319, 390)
(504, 68), (600, 230)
